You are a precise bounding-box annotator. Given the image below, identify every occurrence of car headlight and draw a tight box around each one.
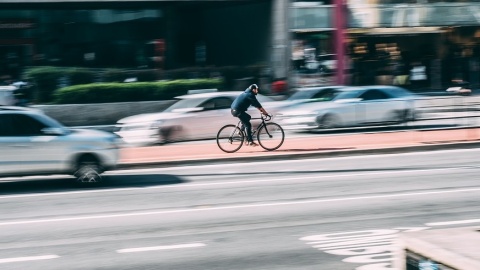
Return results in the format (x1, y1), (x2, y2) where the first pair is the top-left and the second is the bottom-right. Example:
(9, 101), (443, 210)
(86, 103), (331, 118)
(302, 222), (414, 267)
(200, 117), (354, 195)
(105, 134), (123, 149)
(150, 120), (164, 129)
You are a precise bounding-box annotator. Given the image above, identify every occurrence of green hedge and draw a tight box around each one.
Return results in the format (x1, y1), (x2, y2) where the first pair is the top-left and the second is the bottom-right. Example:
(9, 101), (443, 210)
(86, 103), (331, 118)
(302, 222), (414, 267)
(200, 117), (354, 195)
(53, 79), (224, 104)
(23, 65), (268, 103)
(23, 67), (96, 103)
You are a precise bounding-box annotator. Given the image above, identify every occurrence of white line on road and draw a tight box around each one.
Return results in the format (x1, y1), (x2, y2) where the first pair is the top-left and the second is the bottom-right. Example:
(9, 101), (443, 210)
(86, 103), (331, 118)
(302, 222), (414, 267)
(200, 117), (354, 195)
(114, 147), (480, 173)
(117, 243), (206, 253)
(0, 187), (479, 227)
(0, 255), (59, 264)
(426, 219), (480, 226)
(0, 167), (467, 200)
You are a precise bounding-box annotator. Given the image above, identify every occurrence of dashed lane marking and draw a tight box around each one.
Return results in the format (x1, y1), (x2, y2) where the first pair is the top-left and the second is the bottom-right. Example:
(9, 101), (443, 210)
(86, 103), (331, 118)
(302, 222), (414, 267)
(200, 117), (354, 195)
(0, 167), (467, 200)
(426, 219), (480, 226)
(0, 255), (59, 264)
(117, 243), (206, 253)
(0, 187), (479, 226)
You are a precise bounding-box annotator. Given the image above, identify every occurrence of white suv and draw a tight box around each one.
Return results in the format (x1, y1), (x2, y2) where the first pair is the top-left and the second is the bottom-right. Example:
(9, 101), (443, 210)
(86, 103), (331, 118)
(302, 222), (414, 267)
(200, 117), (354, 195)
(0, 106), (120, 185)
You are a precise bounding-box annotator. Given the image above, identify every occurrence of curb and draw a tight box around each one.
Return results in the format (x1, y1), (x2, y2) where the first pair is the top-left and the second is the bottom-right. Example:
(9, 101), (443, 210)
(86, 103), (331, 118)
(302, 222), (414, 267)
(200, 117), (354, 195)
(117, 140), (480, 170)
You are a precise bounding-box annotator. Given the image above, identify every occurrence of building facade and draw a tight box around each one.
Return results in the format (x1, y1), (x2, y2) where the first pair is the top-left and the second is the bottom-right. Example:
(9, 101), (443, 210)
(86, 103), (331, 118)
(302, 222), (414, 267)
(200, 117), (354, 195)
(2, 0), (478, 90)
(0, 0), (291, 82)
(291, 0), (480, 89)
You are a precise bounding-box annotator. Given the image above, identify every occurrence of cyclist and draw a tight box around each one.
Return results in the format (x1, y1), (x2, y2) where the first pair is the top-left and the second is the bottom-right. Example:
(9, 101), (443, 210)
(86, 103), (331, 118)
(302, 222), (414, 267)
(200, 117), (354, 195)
(231, 84), (269, 147)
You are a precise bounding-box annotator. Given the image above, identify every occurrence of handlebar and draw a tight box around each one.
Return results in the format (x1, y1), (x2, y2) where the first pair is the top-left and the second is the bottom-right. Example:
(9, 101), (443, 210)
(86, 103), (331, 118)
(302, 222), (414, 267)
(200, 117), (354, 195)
(261, 114), (273, 121)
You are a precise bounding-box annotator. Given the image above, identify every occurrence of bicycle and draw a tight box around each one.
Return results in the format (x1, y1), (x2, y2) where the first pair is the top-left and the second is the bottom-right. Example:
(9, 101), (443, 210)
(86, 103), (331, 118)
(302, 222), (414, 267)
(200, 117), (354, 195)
(216, 114), (285, 153)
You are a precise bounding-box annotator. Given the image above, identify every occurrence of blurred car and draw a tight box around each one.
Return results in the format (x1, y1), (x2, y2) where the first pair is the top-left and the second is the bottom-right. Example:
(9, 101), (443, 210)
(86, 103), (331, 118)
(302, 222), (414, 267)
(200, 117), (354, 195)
(277, 86), (349, 109)
(446, 80), (472, 96)
(114, 91), (280, 145)
(316, 54), (336, 75)
(304, 54), (351, 75)
(0, 106), (120, 184)
(277, 85), (417, 130)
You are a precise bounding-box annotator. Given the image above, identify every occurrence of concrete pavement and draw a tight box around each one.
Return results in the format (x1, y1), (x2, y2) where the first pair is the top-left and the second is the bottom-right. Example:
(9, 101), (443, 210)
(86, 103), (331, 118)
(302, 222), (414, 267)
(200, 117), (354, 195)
(118, 127), (480, 169)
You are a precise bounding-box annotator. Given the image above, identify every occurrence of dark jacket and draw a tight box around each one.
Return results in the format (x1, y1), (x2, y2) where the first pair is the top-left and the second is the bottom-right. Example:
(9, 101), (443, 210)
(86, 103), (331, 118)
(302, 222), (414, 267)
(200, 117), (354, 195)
(231, 88), (262, 112)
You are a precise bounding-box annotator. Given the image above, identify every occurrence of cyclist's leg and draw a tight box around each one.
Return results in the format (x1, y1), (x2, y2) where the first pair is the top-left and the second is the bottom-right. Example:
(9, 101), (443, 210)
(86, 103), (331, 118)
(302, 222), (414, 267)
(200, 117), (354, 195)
(238, 112), (254, 143)
(231, 109), (245, 132)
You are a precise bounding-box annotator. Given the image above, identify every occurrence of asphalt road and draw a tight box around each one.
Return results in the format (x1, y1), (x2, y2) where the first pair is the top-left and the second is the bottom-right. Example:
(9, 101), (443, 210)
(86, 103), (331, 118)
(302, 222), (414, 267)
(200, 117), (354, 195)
(0, 149), (479, 269)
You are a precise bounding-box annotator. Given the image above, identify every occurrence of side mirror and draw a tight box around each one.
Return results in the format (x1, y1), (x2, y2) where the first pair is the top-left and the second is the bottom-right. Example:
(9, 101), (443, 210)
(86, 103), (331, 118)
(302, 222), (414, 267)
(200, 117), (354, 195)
(41, 127), (67, 136)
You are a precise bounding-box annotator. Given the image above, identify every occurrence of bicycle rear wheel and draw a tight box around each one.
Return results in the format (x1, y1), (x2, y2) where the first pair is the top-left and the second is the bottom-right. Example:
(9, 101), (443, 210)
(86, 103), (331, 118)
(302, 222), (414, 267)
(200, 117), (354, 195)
(216, 125), (244, 153)
(257, 122), (284, 151)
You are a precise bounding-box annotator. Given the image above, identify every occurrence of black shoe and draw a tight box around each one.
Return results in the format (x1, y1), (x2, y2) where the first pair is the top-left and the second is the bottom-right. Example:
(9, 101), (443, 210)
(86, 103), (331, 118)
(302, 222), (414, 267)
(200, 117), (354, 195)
(246, 141), (258, 147)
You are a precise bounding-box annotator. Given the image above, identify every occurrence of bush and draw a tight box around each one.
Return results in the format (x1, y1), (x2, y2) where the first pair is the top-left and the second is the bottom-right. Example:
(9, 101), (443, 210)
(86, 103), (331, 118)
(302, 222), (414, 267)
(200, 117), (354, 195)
(68, 68), (95, 85)
(23, 66), (64, 103)
(53, 78), (224, 104)
(23, 64), (267, 103)
(24, 67), (95, 103)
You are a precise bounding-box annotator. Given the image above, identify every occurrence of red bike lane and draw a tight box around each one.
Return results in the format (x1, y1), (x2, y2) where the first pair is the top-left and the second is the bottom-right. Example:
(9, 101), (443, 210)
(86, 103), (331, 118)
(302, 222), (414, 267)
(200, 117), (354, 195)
(119, 128), (480, 167)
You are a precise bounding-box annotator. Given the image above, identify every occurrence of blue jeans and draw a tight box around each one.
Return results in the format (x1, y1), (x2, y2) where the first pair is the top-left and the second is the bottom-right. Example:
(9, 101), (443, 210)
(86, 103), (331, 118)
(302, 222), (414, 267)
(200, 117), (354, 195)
(231, 109), (253, 142)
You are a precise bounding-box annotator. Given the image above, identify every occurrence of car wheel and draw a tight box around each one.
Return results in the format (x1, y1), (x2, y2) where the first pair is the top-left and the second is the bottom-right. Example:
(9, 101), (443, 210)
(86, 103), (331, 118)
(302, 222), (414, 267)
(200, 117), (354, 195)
(389, 110), (411, 124)
(318, 114), (338, 129)
(74, 156), (102, 185)
(159, 126), (182, 144)
(408, 109), (417, 121)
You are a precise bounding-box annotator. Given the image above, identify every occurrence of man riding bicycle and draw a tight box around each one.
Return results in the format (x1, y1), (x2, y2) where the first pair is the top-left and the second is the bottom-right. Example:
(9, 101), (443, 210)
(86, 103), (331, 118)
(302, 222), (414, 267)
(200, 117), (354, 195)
(231, 84), (269, 147)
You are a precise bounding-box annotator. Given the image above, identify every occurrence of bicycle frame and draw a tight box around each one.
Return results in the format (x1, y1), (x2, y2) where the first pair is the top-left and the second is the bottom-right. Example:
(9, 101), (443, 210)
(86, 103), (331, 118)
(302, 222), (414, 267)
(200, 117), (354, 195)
(235, 114), (272, 138)
(217, 113), (283, 153)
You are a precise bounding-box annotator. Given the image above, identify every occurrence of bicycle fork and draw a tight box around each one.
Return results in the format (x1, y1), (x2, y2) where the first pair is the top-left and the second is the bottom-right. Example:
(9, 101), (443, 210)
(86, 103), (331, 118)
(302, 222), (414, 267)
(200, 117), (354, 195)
(259, 122), (273, 138)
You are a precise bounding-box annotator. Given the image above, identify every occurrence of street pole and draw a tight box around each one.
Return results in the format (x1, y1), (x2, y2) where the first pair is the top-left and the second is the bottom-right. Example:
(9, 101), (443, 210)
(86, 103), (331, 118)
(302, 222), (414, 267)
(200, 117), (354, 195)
(334, 0), (347, 85)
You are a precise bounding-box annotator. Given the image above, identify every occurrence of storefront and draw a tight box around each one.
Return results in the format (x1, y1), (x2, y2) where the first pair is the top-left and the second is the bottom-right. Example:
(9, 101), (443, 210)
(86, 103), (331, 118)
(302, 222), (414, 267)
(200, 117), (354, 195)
(347, 3), (480, 89)
(290, 1), (480, 89)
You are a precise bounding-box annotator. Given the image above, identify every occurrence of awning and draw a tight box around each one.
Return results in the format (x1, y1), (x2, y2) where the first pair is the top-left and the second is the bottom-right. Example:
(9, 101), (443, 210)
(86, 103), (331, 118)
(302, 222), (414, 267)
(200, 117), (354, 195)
(291, 28), (334, 33)
(348, 27), (445, 35)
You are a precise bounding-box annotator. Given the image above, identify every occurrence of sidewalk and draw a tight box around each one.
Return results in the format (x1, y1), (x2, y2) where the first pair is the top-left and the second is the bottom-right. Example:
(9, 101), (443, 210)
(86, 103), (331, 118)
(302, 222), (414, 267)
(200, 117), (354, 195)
(119, 127), (480, 169)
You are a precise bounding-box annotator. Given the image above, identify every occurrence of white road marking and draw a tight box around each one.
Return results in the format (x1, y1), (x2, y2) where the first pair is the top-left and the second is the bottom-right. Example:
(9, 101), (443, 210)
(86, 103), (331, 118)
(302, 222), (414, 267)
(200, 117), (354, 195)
(113, 147), (480, 173)
(426, 219), (480, 226)
(117, 243), (206, 253)
(0, 187), (479, 226)
(0, 255), (59, 264)
(0, 167), (467, 200)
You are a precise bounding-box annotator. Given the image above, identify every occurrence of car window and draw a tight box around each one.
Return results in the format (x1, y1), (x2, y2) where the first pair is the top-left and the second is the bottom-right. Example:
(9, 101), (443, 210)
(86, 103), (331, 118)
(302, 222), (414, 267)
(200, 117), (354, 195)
(288, 89), (334, 100)
(0, 114), (15, 136)
(312, 89), (338, 100)
(164, 98), (204, 112)
(14, 114), (48, 136)
(382, 87), (412, 98)
(288, 90), (317, 100)
(213, 97), (233, 109)
(199, 97), (233, 110)
(359, 90), (390, 101)
(0, 113), (48, 136)
(200, 98), (215, 110)
(333, 90), (363, 100)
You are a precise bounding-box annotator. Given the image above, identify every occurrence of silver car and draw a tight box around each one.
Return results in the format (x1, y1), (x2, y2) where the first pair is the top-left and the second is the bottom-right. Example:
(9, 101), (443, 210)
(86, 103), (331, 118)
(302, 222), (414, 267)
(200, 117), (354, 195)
(277, 86), (348, 109)
(115, 91), (279, 145)
(277, 86), (417, 130)
(0, 106), (120, 184)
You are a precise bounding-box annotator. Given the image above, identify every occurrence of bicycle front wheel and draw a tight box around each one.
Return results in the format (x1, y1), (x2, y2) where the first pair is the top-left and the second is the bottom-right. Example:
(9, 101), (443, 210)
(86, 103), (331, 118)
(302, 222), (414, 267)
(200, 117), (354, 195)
(257, 122), (285, 151)
(216, 125), (244, 153)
